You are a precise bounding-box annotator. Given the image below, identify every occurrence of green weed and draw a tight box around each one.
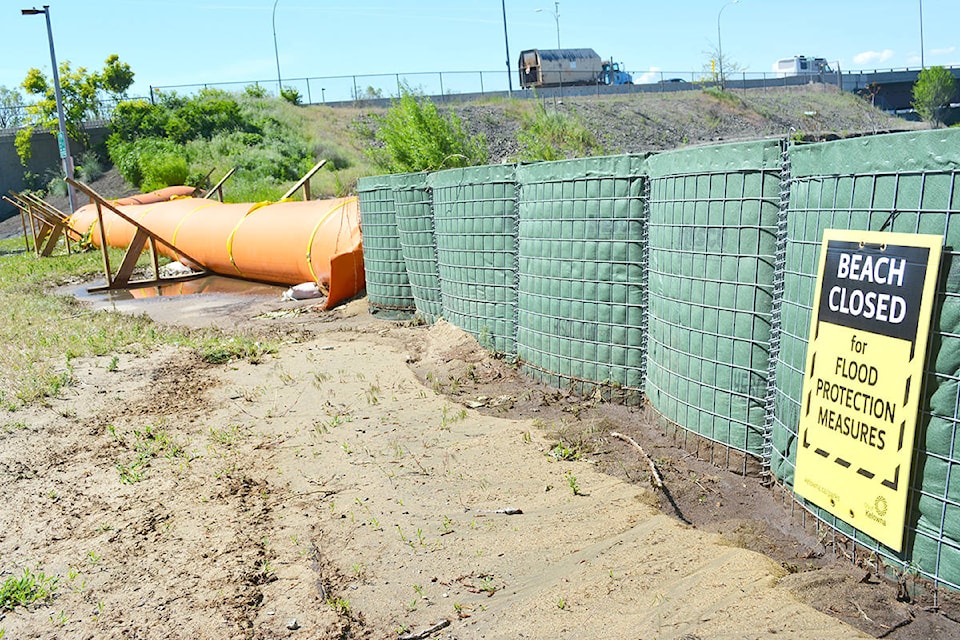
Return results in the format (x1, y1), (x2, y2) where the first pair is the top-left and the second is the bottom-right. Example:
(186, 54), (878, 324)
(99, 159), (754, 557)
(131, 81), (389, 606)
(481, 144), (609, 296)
(0, 568), (58, 610)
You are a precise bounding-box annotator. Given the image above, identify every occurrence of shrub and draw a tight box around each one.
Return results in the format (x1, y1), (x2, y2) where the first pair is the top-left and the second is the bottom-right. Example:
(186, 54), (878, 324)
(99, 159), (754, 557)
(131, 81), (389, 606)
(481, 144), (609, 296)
(45, 172), (67, 197)
(141, 154), (189, 191)
(75, 150), (104, 182)
(516, 101), (601, 161)
(280, 86), (302, 105)
(245, 84), (269, 99)
(106, 135), (183, 188)
(371, 86), (487, 172)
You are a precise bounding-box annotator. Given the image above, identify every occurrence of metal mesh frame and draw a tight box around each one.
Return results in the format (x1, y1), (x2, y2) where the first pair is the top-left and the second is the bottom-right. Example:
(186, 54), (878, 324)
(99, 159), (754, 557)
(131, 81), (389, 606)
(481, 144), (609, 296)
(393, 176), (443, 323)
(516, 156), (646, 401)
(430, 166), (519, 356)
(771, 159), (960, 591)
(357, 178), (415, 316)
(645, 148), (781, 466)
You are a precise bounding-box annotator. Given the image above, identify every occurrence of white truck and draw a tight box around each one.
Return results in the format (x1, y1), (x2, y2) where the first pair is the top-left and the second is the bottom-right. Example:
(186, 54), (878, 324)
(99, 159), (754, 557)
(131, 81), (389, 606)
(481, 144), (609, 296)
(775, 56), (833, 77)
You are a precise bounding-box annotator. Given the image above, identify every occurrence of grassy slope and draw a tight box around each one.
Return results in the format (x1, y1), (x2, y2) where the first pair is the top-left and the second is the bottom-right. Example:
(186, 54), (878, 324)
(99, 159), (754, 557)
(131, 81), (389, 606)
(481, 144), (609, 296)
(292, 85), (922, 196)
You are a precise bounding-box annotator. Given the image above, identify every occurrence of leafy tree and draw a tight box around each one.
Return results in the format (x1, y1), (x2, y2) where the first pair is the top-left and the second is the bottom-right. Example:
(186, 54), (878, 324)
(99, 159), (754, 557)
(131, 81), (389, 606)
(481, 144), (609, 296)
(702, 43), (744, 86)
(912, 65), (957, 128)
(371, 87), (487, 172)
(15, 55), (135, 164)
(0, 86), (25, 129)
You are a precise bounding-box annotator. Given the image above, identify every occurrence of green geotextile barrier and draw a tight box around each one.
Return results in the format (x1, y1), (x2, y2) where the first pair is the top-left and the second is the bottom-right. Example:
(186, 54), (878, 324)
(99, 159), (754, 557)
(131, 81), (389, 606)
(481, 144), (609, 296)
(516, 155), (646, 398)
(430, 164), (518, 355)
(392, 172), (443, 323)
(357, 174), (415, 317)
(772, 129), (960, 590)
(645, 139), (782, 460)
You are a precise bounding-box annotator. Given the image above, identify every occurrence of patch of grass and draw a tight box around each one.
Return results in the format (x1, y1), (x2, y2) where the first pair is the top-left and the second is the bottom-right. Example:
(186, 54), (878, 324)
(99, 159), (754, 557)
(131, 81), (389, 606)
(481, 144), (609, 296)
(516, 101), (602, 161)
(114, 421), (188, 483)
(0, 238), (279, 409)
(0, 568), (58, 610)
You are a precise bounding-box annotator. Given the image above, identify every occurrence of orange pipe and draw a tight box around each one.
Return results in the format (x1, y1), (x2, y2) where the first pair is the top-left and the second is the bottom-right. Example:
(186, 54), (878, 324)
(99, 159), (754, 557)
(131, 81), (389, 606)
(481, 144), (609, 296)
(68, 195), (365, 309)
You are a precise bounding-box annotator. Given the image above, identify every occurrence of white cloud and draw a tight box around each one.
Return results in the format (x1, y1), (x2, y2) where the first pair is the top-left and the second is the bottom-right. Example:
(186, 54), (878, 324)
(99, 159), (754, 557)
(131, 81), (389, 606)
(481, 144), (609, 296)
(852, 49), (895, 65)
(635, 67), (662, 84)
(931, 46), (957, 56)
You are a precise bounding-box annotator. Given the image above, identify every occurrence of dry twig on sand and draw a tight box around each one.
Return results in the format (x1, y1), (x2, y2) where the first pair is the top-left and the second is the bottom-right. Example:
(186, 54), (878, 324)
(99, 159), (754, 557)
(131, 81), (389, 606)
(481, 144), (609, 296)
(610, 431), (663, 489)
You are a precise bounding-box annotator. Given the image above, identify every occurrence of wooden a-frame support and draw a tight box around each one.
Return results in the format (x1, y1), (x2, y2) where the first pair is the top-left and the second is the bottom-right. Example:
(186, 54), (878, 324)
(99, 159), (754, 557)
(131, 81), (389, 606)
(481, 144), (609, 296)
(66, 178), (210, 293)
(4, 190), (82, 257)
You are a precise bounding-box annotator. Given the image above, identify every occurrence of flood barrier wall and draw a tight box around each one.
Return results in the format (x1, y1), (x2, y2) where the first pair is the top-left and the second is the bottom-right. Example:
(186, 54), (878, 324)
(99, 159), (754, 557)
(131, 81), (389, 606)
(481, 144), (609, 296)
(358, 128), (960, 590)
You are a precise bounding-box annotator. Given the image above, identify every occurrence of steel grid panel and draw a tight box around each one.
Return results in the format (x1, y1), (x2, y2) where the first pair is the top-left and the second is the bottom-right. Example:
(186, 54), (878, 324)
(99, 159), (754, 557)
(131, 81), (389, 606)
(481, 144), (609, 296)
(393, 176), (443, 323)
(516, 156), (646, 400)
(431, 167), (519, 356)
(645, 143), (781, 461)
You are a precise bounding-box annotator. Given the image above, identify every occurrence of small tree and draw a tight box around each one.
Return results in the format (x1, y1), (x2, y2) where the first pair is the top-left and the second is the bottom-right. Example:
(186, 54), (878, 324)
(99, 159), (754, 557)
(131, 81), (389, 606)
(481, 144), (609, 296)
(0, 86), (25, 129)
(15, 54), (135, 164)
(912, 65), (957, 128)
(371, 87), (487, 173)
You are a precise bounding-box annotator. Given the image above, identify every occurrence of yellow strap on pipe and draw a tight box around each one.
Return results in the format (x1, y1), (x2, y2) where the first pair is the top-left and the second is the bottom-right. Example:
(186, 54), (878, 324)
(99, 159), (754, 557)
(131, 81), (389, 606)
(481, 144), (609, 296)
(226, 201), (273, 277)
(305, 199), (352, 284)
(171, 201), (219, 246)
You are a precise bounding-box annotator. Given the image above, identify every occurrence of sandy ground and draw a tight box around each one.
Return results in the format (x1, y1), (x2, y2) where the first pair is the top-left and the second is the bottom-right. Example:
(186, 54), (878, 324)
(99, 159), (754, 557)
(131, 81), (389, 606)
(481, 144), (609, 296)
(2, 281), (959, 639)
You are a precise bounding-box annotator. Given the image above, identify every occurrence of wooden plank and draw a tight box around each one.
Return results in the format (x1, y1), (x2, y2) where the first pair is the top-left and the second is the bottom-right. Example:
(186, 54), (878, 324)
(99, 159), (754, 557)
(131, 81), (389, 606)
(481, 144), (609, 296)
(203, 167), (236, 201)
(281, 159), (327, 201)
(112, 227), (150, 286)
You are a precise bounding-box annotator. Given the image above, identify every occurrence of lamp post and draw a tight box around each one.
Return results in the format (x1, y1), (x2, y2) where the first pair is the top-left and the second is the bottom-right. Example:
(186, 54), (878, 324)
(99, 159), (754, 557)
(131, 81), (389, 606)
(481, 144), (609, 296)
(501, 0), (512, 96)
(536, 2), (561, 97)
(272, 0), (282, 95)
(716, 0), (739, 90)
(918, 0), (925, 69)
(22, 5), (75, 213)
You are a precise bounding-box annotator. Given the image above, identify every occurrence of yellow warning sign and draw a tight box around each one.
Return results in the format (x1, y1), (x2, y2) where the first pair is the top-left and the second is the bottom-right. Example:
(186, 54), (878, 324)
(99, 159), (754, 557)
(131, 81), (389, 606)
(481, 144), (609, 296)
(795, 229), (942, 551)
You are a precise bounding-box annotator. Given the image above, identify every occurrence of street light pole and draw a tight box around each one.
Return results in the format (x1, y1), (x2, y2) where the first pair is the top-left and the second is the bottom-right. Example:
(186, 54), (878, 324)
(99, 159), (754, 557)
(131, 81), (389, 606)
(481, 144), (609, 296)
(272, 0), (282, 95)
(536, 2), (562, 99)
(919, 0), (925, 69)
(717, 0), (739, 91)
(22, 5), (75, 213)
(501, 0), (513, 96)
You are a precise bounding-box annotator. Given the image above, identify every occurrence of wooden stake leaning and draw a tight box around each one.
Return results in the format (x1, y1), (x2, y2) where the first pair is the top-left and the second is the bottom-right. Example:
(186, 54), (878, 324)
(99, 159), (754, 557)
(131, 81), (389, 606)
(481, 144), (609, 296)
(281, 159), (327, 202)
(203, 167), (236, 201)
(1, 193), (33, 253)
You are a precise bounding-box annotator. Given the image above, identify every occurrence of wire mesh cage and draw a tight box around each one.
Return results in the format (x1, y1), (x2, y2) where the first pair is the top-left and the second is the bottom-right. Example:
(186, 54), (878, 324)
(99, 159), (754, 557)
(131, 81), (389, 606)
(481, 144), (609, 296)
(645, 140), (783, 472)
(516, 155), (647, 401)
(392, 172), (442, 323)
(430, 165), (519, 356)
(357, 174), (415, 318)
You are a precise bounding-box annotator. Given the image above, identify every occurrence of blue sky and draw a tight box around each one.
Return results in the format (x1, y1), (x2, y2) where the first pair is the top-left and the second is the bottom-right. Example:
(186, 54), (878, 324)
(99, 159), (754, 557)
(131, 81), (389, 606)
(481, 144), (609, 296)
(1, 1), (957, 102)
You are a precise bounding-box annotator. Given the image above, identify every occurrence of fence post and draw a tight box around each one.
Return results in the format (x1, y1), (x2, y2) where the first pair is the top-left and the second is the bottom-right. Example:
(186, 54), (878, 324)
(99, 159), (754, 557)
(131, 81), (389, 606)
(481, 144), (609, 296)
(305, 78), (312, 105)
(480, 71), (484, 95)
(439, 72), (445, 101)
(353, 76), (358, 101)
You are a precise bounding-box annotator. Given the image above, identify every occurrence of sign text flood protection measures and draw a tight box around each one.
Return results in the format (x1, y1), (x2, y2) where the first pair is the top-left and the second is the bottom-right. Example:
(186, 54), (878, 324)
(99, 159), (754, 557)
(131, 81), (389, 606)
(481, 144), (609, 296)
(794, 230), (942, 551)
